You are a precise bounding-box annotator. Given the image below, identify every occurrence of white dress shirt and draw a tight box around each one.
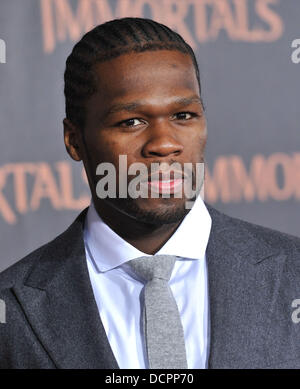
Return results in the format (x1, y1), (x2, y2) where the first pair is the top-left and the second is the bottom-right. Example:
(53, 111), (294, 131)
(83, 195), (212, 369)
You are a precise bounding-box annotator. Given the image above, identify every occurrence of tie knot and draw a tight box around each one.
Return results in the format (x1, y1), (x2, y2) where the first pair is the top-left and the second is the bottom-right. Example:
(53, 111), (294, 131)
(128, 255), (177, 282)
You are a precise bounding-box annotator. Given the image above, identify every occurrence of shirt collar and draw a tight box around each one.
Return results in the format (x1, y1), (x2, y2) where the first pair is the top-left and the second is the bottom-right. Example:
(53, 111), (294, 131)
(84, 196), (211, 273)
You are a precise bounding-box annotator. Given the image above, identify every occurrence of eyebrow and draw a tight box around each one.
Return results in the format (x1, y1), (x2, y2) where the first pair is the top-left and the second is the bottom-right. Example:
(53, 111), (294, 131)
(105, 96), (202, 116)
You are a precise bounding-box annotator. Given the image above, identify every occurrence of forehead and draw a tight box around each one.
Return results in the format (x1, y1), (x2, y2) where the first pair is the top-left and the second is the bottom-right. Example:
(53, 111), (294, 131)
(91, 50), (199, 103)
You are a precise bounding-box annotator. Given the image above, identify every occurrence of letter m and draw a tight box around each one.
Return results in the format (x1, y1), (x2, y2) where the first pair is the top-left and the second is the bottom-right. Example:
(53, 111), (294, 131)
(0, 299), (6, 323)
(54, 0), (96, 43)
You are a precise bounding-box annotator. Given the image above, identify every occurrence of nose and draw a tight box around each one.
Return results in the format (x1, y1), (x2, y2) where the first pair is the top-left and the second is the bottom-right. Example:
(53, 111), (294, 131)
(142, 122), (184, 158)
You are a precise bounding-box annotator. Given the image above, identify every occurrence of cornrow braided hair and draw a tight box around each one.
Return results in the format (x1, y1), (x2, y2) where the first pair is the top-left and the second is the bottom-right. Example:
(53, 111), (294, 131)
(64, 17), (202, 129)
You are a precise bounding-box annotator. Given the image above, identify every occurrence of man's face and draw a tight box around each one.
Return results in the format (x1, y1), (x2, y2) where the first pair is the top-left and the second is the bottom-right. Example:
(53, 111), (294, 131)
(71, 50), (207, 225)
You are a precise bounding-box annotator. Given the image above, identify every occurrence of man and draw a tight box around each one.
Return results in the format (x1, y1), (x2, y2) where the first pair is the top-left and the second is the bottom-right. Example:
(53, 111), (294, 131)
(0, 17), (300, 369)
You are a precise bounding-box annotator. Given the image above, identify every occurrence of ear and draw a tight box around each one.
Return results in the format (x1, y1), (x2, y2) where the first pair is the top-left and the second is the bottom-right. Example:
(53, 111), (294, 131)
(63, 118), (83, 161)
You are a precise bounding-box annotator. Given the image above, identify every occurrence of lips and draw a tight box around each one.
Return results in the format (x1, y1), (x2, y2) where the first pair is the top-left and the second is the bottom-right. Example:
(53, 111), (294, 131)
(148, 170), (186, 182)
(147, 178), (184, 194)
(140, 170), (188, 195)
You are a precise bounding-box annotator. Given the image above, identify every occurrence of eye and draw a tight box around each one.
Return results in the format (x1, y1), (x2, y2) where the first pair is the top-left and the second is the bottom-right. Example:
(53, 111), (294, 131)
(118, 118), (144, 128)
(172, 112), (195, 121)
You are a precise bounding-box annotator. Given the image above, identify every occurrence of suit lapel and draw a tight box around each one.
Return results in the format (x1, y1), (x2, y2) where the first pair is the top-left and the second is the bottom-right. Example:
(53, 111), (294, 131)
(205, 205), (287, 368)
(13, 209), (119, 369)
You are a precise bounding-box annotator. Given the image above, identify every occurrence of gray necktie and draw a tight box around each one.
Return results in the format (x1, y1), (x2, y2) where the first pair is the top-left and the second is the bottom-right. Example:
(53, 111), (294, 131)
(128, 255), (188, 369)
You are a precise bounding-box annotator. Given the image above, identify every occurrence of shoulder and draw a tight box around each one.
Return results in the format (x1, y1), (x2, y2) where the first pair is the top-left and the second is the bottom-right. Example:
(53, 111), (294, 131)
(205, 203), (300, 256)
(0, 208), (88, 292)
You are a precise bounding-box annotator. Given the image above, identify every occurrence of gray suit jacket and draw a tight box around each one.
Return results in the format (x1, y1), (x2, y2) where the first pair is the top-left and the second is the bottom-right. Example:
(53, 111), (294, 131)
(1, 205), (300, 369)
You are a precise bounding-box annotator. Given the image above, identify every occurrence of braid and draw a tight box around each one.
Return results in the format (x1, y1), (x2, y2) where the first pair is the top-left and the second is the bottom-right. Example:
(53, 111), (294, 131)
(64, 17), (202, 129)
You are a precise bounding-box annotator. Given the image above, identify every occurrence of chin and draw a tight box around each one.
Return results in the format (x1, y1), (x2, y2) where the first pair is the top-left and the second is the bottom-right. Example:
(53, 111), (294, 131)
(114, 197), (192, 226)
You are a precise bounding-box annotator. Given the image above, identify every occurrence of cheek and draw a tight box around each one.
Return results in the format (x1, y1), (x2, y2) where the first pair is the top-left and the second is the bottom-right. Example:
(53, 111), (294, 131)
(85, 133), (126, 165)
(197, 120), (208, 147)
(184, 124), (207, 151)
